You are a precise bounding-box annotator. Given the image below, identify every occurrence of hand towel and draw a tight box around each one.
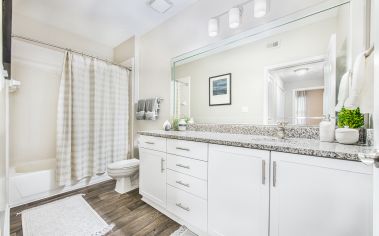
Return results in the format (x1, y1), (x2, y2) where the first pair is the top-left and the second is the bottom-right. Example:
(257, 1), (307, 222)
(344, 51), (366, 109)
(136, 99), (146, 120)
(145, 97), (159, 120)
(335, 71), (351, 112)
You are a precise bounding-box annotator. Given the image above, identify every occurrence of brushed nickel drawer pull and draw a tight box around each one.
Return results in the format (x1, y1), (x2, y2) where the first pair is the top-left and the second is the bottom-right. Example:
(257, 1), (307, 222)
(176, 180), (190, 187)
(161, 158), (165, 173)
(176, 164), (190, 169)
(262, 160), (266, 185)
(176, 147), (190, 151)
(176, 203), (190, 211)
(145, 141), (155, 145)
(273, 161), (277, 187)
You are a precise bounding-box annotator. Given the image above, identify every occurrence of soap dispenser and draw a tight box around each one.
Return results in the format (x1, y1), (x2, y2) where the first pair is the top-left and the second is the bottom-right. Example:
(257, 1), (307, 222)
(319, 114), (335, 142)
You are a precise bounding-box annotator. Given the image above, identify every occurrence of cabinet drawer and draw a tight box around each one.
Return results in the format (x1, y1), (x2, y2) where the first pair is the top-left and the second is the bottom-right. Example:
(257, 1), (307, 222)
(167, 154), (207, 180)
(167, 185), (207, 232)
(167, 139), (208, 161)
(139, 135), (166, 152)
(167, 170), (207, 199)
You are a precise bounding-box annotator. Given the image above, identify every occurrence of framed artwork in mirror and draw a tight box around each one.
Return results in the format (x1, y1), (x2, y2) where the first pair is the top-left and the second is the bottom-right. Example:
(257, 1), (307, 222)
(209, 73), (232, 106)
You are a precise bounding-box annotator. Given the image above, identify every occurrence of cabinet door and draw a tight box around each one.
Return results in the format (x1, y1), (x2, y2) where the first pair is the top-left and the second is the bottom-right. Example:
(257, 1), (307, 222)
(208, 144), (270, 236)
(139, 148), (167, 208)
(270, 152), (373, 236)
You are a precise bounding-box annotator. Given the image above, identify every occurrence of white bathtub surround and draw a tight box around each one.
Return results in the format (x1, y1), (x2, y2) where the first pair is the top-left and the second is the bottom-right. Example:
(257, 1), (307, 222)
(21, 194), (114, 236)
(10, 158), (111, 207)
(56, 52), (129, 185)
(107, 159), (139, 194)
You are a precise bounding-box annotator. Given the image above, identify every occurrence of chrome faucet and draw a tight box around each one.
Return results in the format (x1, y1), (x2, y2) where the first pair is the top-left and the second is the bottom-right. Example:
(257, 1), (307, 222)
(277, 121), (288, 139)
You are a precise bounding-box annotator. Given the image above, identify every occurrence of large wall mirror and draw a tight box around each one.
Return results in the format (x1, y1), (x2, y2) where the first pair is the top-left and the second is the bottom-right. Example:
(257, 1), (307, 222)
(171, 1), (358, 126)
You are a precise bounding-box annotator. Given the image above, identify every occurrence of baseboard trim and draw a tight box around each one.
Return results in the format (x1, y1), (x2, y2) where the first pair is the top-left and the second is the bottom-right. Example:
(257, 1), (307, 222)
(10, 177), (113, 208)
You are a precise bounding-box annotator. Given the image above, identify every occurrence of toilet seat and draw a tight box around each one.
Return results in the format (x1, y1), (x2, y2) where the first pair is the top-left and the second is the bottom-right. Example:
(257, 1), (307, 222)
(108, 159), (139, 170)
(107, 159), (140, 194)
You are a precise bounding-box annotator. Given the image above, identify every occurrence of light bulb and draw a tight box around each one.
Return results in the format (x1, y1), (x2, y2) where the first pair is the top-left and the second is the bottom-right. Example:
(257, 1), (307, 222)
(208, 18), (219, 37)
(254, 0), (267, 18)
(229, 7), (241, 29)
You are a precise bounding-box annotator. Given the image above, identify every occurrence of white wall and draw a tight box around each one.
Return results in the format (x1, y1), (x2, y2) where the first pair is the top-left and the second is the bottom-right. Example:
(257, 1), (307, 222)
(10, 15), (115, 166)
(113, 37), (135, 64)
(13, 13), (113, 60)
(175, 17), (336, 124)
(136, 0), (345, 132)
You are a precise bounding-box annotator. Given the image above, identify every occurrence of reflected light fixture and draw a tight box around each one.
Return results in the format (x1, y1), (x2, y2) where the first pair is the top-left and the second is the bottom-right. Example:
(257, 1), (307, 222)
(254, 0), (267, 18)
(229, 7), (242, 29)
(208, 18), (219, 37)
(294, 68), (309, 76)
(148, 0), (173, 14)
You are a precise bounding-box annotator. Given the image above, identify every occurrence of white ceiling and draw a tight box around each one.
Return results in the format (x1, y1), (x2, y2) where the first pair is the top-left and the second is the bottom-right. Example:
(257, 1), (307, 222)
(13, 0), (198, 47)
(272, 61), (325, 83)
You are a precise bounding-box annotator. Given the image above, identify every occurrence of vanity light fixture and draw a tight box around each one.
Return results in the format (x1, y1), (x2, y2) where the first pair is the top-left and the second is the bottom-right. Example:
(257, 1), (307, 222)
(208, 18), (219, 37)
(294, 68), (309, 76)
(208, 0), (269, 37)
(229, 7), (242, 29)
(254, 0), (267, 18)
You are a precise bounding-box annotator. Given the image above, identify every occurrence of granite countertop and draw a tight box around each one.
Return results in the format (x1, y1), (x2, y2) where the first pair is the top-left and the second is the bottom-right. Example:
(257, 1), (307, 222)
(138, 130), (375, 162)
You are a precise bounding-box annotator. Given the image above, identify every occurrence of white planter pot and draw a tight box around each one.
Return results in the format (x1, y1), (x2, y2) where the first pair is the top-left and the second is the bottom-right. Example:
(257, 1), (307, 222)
(335, 127), (359, 145)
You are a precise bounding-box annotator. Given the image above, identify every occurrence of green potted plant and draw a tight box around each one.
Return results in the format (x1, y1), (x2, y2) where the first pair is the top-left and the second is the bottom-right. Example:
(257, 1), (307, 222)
(336, 107), (364, 144)
(172, 116), (193, 131)
(172, 117), (180, 131)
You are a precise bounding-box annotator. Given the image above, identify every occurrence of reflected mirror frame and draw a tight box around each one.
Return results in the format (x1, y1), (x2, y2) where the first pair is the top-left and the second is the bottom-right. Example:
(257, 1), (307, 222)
(170, 0), (351, 126)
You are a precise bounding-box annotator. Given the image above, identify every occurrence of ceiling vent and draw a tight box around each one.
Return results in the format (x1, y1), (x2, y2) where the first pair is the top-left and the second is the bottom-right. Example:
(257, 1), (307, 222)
(148, 0), (173, 13)
(267, 41), (280, 48)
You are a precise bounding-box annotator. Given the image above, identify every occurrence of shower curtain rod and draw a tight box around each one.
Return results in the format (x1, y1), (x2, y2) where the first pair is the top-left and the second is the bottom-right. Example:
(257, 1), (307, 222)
(12, 35), (132, 71)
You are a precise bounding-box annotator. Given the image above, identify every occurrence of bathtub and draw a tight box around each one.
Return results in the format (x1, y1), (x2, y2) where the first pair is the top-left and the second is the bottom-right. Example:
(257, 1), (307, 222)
(10, 158), (111, 207)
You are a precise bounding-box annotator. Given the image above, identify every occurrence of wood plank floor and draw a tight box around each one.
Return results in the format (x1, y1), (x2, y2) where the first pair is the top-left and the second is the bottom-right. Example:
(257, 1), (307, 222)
(10, 180), (180, 236)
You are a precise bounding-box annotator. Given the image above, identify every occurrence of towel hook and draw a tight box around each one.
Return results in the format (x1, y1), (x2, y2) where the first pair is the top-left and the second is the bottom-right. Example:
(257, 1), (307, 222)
(365, 45), (374, 58)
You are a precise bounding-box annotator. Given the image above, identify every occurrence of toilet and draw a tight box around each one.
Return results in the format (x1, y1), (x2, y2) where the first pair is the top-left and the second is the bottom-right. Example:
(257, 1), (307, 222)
(107, 158), (140, 194)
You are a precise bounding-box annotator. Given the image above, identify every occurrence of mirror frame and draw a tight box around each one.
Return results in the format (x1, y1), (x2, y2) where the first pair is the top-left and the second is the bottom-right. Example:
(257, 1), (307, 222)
(170, 0), (351, 125)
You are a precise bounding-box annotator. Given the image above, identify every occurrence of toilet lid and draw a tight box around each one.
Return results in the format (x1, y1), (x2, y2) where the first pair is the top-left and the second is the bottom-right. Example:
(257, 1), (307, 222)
(108, 159), (139, 169)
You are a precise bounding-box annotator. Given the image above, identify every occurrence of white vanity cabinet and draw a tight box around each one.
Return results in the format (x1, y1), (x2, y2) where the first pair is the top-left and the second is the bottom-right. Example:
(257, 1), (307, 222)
(166, 139), (208, 234)
(270, 152), (373, 236)
(139, 136), (208, 235)
(208, 144), (270, 236)
(139, 136), (167, 209)
(139, 135), (373, 236)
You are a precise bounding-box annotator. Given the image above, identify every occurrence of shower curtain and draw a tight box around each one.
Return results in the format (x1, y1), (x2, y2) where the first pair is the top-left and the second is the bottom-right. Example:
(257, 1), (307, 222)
(56, 52), (129, 186)
(295, 90), (307, 125)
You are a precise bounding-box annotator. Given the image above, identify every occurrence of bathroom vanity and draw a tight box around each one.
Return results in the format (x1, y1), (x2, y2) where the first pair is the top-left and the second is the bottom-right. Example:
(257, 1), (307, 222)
(137, 1), (376, 235)
(138, 130), (373, 236)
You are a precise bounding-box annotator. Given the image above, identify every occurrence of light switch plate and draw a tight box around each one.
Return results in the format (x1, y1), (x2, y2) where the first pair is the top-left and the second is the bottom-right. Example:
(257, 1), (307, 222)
(241, 106), (249, 113)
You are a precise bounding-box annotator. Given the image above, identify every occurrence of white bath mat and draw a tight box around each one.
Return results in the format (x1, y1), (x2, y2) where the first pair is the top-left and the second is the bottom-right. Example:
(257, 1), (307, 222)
(21, 194), (114, 236)
(171, 226), (197, 236)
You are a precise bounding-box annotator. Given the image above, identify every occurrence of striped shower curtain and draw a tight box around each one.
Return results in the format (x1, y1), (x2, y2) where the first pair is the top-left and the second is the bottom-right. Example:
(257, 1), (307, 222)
(56, 52), (129, 186)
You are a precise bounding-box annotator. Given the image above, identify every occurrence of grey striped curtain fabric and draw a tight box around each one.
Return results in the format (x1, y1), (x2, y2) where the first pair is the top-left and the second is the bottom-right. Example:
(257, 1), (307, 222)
(56, 52), (129, 186)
